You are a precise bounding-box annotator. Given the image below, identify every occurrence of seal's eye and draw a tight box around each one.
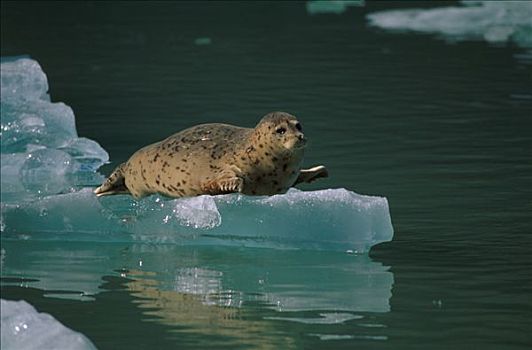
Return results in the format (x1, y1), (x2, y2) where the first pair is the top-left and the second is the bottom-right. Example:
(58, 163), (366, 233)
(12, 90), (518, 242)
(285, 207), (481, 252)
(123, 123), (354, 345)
(276, 127), (286, 135)
(295, 123), (302, 132)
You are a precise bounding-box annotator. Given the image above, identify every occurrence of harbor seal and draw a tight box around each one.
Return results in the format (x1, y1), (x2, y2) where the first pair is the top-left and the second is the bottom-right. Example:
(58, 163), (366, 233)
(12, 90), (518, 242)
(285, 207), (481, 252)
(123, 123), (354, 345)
(94, 111), (328, 199)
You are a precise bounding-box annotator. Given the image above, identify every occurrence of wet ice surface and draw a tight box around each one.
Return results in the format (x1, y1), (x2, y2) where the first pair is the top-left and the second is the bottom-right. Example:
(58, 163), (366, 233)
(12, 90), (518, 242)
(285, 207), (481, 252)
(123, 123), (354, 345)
(1, 187), (393, 252)
(367, 1), (532, 48)
(0, 57), (394, 253)
(0, 299), (97, 350)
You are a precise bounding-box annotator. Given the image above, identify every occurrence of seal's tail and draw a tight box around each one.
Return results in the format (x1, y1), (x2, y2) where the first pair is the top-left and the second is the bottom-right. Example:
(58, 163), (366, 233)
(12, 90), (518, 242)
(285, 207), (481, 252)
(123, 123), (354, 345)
(94, 163), (130, 197)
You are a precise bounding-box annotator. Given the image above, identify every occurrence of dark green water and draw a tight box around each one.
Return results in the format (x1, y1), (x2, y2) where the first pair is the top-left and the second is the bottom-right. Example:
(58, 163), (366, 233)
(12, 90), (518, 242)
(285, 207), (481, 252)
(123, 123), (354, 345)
(1, 1), (531, 349)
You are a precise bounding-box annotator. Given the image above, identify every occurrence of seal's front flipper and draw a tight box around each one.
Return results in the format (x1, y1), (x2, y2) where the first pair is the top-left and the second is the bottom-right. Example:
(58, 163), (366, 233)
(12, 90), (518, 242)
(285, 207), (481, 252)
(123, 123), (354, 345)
(201, 172), (244, 195)
(94, 163), (130, 197)
(295, 165), (329, 185)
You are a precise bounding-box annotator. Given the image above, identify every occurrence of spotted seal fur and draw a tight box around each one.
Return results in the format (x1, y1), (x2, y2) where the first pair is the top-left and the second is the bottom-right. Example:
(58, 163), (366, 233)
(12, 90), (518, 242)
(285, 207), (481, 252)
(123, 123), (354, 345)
(94, 111), (328, 199)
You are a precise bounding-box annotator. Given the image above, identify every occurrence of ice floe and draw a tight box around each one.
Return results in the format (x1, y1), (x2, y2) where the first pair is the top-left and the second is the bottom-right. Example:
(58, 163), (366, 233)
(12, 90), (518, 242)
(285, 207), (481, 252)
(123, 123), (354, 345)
(367, 1), (532, 48)
(0, 57), (109, 201)
(1, 187), (393, 252)
(306, 0), (364, 15)
(0, 299), (96, 350)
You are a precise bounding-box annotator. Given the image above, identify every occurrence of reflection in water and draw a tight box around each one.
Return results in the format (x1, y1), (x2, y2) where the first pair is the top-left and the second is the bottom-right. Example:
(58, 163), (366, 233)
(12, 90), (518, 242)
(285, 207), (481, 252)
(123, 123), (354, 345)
(125, 269), (294, 350)
(0, 241), (120, 301)
(1, 241), (393, 343)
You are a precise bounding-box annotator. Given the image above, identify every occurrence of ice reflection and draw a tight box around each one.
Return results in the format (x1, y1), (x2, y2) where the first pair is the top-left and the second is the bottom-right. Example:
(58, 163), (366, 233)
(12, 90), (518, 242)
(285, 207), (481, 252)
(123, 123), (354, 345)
(1, 242), (393, 327)
(1, 242), (117, 300)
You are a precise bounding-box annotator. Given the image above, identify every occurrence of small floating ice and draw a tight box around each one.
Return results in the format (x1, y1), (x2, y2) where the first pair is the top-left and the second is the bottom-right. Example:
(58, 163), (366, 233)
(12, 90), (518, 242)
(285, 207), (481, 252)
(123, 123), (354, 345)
(367, 1), (532, 48)
(0, 299), (96, 350)
(306, 0), (364, 15)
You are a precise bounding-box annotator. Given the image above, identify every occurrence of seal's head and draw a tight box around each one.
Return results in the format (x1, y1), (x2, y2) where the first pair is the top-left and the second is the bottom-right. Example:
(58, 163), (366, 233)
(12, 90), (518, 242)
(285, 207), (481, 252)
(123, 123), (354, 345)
(255, 112), (306, 153)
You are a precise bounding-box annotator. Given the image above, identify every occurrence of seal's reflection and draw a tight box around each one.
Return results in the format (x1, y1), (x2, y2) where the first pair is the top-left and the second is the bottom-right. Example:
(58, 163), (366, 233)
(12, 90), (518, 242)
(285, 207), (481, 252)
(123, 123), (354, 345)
(123, 245), (393, 321)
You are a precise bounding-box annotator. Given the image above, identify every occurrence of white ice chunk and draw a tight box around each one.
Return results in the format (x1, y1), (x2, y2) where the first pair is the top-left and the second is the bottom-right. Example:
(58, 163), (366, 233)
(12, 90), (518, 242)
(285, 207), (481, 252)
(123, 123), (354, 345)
(20, 149), (78, 194)
(166, 195), (221, 229)
(0, 57), (109, 199)
(0, 299), (96, 350)
(367, 1), (532, 48)
(0, 188), (393, 252)
(1, 98), (77, 153)
(0, 57), (50, 101)
(1, 149), (77, 198)
(58, 138), (109, 172)
(1, 150), (106, 203)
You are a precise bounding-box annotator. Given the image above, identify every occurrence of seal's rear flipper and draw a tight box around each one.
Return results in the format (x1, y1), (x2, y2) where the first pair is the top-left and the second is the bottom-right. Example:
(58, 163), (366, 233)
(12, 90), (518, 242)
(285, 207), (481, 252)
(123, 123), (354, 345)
(295, 165), (328, 185)
(94, 163), (130, 197)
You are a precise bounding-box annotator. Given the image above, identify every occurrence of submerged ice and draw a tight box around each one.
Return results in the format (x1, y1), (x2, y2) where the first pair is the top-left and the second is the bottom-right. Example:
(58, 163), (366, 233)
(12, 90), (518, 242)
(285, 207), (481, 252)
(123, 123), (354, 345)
(367, 1), (532, 48)
(1, 57), (393, 252)
(0, 299), (96, 350)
